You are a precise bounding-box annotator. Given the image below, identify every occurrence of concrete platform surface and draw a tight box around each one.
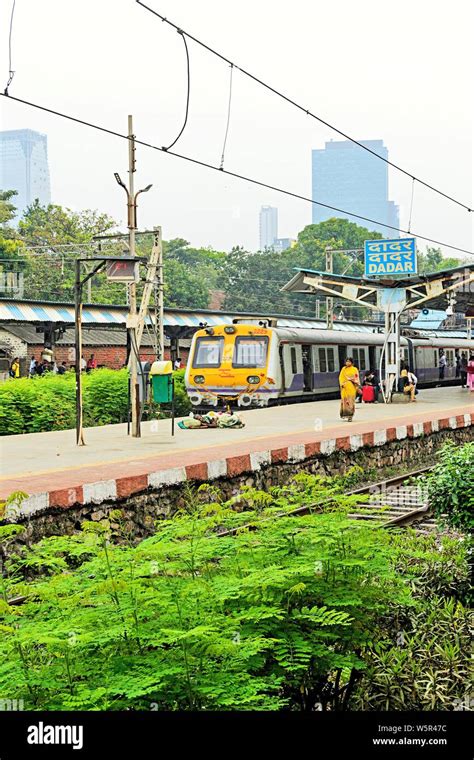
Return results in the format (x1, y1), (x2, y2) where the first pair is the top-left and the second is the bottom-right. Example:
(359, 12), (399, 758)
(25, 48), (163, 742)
(0, 387), (472, 512)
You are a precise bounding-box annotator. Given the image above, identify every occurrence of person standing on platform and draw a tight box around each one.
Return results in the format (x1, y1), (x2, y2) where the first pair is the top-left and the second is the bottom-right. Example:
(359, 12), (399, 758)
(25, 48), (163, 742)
(86, 354), (97, 372)
(438, 350), (447, 381)
(455, 352), (461, 379)
(467, 354), (474, 392)
(460, 352), (468, 388)
(9, 357), (20, 379)
(339, 357), (360, 422)
(29, 356), (37, 377)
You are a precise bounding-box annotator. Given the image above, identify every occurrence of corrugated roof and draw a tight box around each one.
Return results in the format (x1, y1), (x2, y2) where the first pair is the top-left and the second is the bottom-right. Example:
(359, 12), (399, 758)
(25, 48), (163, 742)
(0, 324), (174, 347)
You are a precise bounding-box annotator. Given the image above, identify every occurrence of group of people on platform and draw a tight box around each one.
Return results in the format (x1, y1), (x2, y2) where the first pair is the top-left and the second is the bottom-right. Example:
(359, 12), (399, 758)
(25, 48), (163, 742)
(338, 351), (474, 422)
(8, 353), (98, 379)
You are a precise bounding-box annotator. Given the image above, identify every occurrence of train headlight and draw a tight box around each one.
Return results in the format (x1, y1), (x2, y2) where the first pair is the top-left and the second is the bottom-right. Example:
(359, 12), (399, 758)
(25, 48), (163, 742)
(224, 326), (236, 334)
(194, 375), (205, 384)
(247, 375), (260, 384)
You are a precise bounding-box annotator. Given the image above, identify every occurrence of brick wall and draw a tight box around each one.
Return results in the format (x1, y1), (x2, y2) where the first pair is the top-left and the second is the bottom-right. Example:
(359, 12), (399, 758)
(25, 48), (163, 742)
(28, 344), (189, 370)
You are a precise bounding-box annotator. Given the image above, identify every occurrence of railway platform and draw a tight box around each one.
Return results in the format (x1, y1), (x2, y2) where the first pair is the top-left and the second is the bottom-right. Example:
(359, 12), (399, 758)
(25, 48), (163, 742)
(1, 387), (472, 516)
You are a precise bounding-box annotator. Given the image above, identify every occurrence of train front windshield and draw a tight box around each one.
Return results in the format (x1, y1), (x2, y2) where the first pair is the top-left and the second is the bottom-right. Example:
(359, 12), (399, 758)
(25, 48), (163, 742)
(193, 336), (224, 368)
(233, 336), (268, 368)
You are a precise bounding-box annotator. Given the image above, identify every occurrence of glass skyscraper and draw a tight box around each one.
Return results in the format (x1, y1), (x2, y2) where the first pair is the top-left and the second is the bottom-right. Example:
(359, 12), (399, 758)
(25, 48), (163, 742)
(311, 139), (399, 237)
(259, 205), (278, 250)
(0, 129), (51, 220)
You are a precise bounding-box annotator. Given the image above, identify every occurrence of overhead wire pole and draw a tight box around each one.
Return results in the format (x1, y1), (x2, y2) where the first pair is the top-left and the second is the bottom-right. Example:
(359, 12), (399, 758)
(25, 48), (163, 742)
(127, 115), (140, 438)
(325, 248), (334, 329)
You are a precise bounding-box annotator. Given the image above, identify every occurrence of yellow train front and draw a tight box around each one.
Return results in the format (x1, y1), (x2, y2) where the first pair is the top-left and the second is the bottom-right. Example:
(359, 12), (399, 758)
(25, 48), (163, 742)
(185, 322), (278, 408)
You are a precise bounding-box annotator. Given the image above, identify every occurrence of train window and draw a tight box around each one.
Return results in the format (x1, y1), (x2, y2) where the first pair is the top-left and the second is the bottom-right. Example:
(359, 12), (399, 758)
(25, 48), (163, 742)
(350, 348), (366, 371)
(318, 347), (327, 373)
(291, 347), (297, 374)
(434, 351), (437, 366)
(327, 347), (335, 372)
(193, 337), (224, 368)
(233, 336), (269, 368)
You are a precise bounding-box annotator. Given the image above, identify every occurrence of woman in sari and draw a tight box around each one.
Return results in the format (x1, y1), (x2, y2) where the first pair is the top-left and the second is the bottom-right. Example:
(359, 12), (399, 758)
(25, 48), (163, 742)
(467, 354), (474, 392)
(339, 357), (360, 422)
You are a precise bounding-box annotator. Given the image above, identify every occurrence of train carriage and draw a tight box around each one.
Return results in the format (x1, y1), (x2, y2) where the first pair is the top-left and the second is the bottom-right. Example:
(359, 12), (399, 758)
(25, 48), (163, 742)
(185, 319), (474, 408)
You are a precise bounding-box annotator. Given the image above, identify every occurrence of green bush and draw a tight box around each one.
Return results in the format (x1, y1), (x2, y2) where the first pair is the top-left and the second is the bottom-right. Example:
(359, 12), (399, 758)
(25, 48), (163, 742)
(422, 441), (474, 531)
(0, 368), (191, 435)
(0, 479), (409, 711)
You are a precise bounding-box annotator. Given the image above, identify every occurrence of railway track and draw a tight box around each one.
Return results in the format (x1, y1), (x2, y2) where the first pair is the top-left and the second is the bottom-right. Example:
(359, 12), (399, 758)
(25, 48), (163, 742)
(347, 467), (437, 532)
(217, 466), (437, 538)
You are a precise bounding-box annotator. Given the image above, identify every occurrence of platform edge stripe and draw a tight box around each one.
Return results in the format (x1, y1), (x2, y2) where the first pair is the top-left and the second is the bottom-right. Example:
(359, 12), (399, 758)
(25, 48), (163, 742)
(320, 438), (336, 456)
(287, 443), (306, 462)
(431, 419), (439, 432)
(250, 451), (271, 470)
(83, 479), (117, 504)
(395, 425), (408, 440)
(207, 459), (227, 480)
(349, 434), (363, 452)
(448, 416), (458, 429)
(464, 413), (472, 427)
(413, 422), (424, 437)
(148, 467), (187, 488)
(374, 429), (387, 446)
(17, 492), (49, 517)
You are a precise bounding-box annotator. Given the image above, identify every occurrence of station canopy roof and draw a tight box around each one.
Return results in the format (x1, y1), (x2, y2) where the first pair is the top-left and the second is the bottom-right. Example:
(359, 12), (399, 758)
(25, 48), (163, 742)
(281, 264), (474, 313)
(0, 298), (383, 333)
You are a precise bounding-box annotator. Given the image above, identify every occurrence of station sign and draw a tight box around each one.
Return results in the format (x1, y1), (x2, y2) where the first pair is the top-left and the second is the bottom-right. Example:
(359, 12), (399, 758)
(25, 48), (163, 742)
(364, 238), (417, 277)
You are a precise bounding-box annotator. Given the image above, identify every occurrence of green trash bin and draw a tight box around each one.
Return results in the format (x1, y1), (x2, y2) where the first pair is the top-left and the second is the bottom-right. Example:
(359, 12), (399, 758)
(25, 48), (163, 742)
(150, 360), (173, 403)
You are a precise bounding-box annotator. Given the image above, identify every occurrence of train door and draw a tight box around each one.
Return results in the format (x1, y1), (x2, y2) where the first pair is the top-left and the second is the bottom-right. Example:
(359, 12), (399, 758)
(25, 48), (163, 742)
(338, 345), (347, 369)
(368, 346), (376, 371)
(279, 344), (286, 392)
(302, 344), (313, 391)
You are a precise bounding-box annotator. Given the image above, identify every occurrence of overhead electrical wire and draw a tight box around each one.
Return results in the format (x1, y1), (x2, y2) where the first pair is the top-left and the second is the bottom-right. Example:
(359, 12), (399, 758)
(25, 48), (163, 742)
(162, 30), (190, 151)
(4, 0), (16, 94)
(219, 64), (233, 170)
(1, 92), (473, 257)
(136, 0), (473, 215)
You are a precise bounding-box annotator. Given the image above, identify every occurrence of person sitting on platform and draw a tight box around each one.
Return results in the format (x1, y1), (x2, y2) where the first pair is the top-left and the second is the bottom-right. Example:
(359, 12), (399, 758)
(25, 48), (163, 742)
(399, 368), (416, 402)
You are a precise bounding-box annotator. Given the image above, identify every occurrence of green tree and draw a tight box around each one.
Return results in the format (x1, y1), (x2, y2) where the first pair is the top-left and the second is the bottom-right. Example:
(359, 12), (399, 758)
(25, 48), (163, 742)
(18, 200), (117, 246)
(417, 246), (464, 274)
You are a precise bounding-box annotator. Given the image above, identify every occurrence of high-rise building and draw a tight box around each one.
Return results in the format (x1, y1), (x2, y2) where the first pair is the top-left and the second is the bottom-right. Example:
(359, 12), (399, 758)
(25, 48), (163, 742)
(0, 129), (51, 220)
(259, 205), (278, 250)
(311, 139), (399, 238)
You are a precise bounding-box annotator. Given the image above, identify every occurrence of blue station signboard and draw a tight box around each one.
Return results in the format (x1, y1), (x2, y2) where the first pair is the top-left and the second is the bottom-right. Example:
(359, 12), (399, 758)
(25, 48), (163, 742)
(364, 238), (417, 277)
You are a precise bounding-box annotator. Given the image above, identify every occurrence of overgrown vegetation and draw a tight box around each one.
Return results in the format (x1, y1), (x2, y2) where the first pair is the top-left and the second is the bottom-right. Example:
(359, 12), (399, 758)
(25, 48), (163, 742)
(0, 369), (190, 436)
(0, 470), (471, 711)
(421, 440), (474, 532)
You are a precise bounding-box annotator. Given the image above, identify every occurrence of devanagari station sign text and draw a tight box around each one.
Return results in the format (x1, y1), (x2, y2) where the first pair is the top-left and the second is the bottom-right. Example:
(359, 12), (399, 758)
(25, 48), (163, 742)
(364, 238), (417, 277)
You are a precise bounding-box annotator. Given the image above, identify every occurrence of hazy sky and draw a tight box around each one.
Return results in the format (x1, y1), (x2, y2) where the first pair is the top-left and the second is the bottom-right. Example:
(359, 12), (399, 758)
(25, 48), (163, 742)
(1, 0), (473, 257)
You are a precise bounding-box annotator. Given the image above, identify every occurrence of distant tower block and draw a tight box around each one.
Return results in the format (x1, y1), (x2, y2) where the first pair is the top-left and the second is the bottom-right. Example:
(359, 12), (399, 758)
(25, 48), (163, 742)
(259, 205), (278, 250)
(0, 129), (51, 221)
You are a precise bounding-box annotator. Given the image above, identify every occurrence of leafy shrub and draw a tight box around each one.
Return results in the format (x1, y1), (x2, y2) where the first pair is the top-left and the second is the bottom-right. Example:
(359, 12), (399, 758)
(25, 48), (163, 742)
(354, 597), (471, 711)
(0, 486), (409, 711)
(422, 441), (474, 531)
(0, 368), (191, 435)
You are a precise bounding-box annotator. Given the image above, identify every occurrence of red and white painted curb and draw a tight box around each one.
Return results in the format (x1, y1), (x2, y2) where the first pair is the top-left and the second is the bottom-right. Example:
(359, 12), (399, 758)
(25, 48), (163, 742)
(6, 412), (473, 520)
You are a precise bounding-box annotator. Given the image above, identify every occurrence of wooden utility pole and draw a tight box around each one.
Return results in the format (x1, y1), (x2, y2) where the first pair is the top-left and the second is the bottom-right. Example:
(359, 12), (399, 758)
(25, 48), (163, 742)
(325, 247), (334, 329)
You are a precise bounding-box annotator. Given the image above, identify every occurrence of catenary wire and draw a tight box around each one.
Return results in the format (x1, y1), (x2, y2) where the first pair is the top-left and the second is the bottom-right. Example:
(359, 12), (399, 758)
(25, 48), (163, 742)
(1, 91), (473, 257)
(219, 64), (233, 169)
(4, 0), (16, 94)
(136, 0), (473, 214)
(162, 30), (190, 151)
